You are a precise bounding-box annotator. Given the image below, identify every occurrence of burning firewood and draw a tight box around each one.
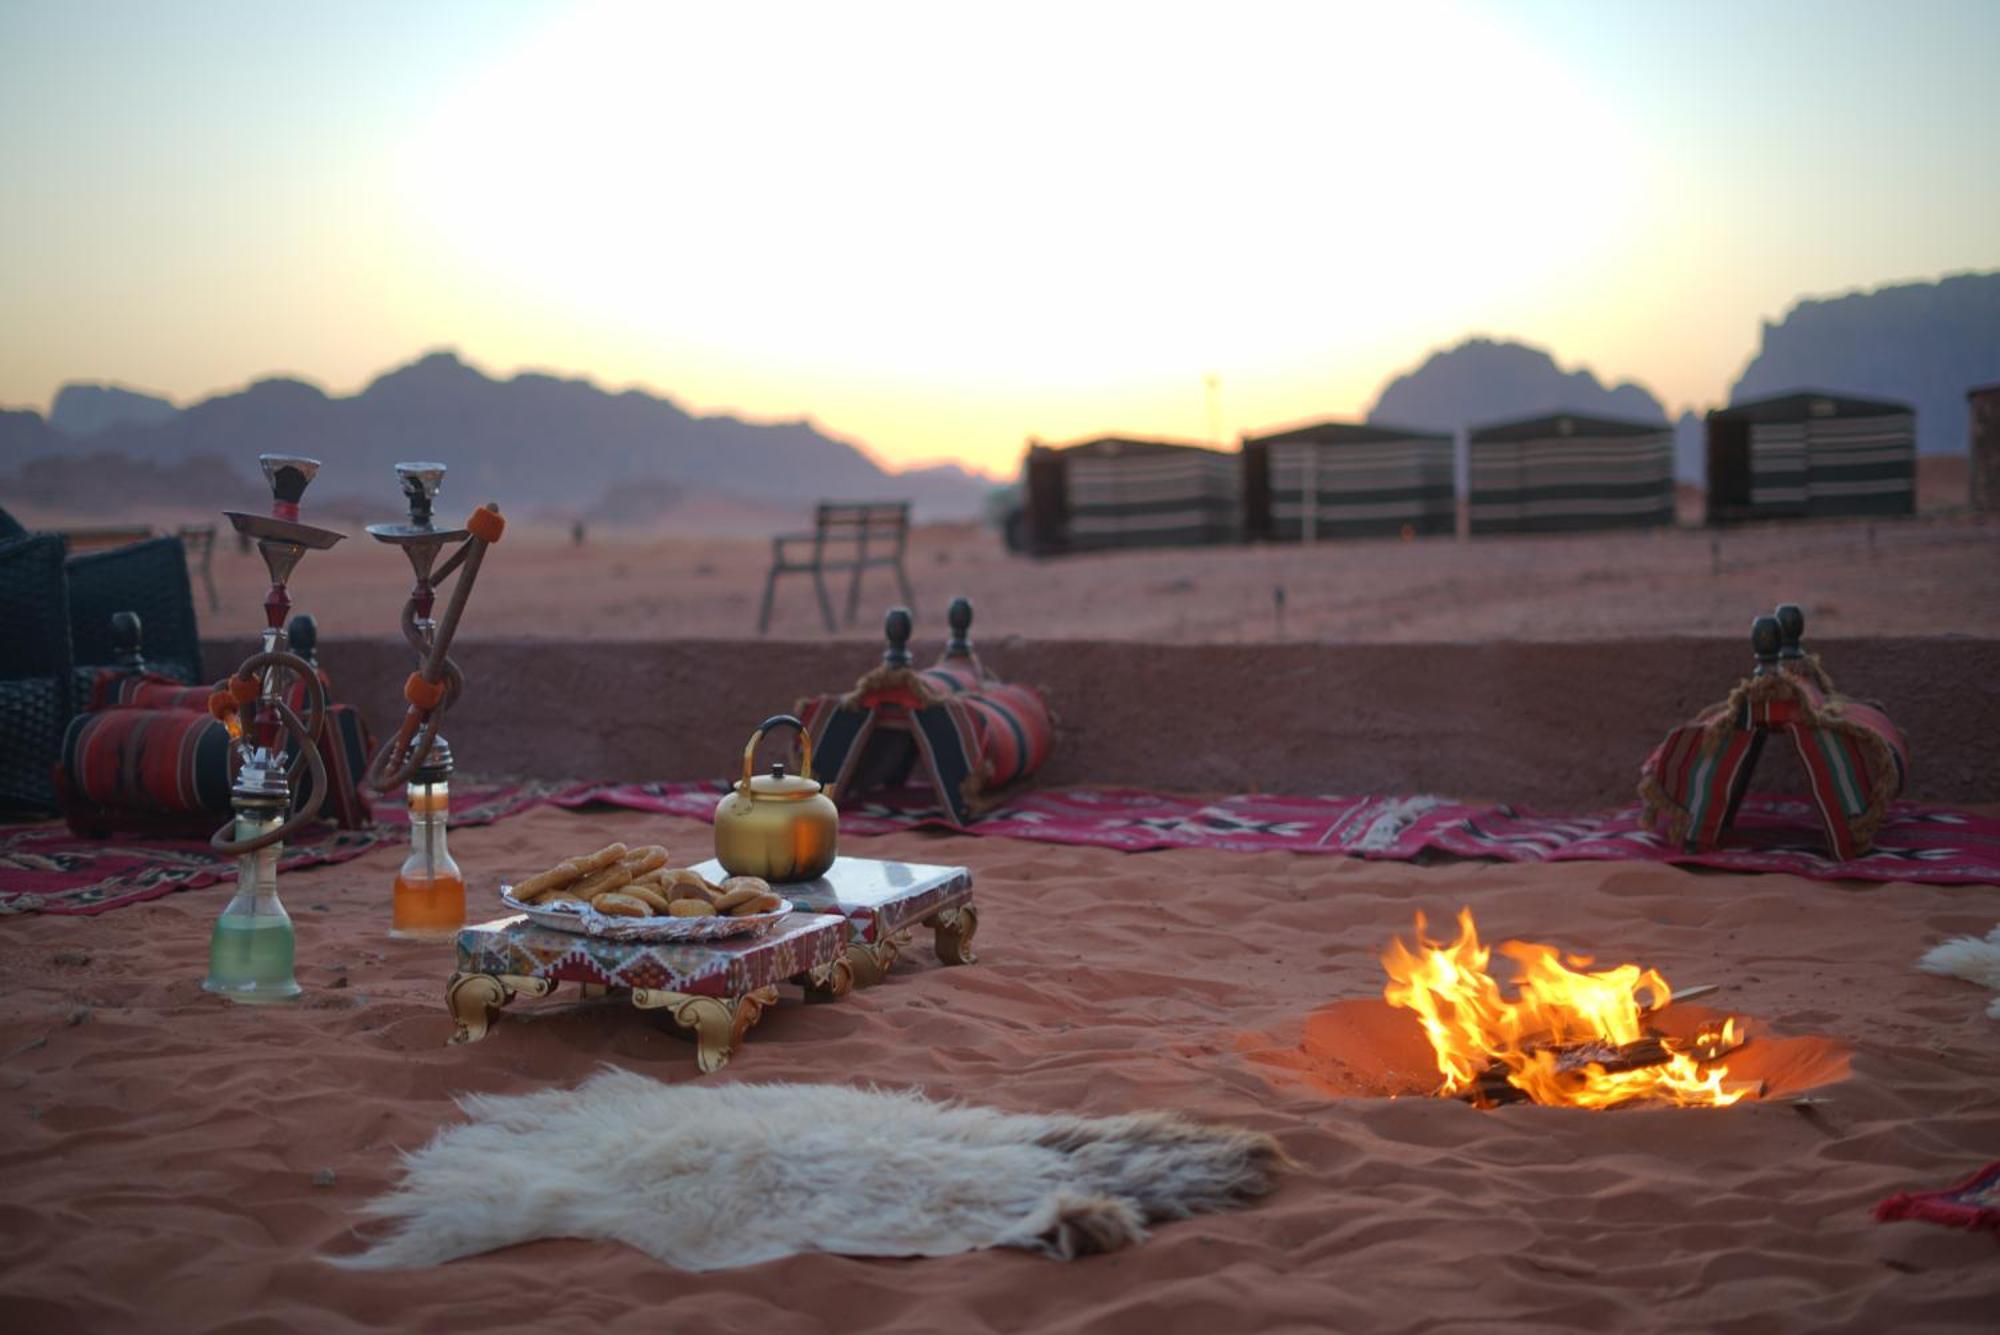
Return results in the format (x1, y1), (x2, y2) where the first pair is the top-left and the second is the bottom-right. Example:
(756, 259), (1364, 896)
(1385, 909), (1756, 1109)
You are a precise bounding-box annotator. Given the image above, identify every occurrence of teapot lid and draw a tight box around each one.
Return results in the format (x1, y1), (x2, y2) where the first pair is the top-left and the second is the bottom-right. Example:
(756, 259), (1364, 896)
(744, 761), (822, 800)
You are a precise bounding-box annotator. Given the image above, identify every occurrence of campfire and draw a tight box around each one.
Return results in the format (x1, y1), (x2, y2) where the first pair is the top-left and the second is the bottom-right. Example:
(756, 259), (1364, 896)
(1381, 909), (1756, 1109)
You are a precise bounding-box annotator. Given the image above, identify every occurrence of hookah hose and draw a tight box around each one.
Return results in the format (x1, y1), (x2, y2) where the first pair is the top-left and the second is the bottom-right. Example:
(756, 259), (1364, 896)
(366, 503), (504, 792)
(206, 649), (332, 855)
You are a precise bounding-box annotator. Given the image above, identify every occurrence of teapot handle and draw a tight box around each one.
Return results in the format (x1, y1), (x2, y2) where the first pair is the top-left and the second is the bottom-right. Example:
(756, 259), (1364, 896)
(741, 714), (815, 788)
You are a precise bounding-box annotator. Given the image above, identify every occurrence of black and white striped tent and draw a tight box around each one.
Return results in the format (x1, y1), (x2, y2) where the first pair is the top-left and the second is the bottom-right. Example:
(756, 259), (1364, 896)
(1240, 420), (1454, 541)
(1466, 412), (1674, 535)
(1022, 436), (1240, 554)
(1706, 391), (1915, 523)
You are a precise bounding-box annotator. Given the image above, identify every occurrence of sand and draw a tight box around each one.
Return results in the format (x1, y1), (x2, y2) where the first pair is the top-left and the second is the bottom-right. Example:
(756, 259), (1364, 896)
(3, 805), (1997, 1333)
(17, 496), (2000, 645)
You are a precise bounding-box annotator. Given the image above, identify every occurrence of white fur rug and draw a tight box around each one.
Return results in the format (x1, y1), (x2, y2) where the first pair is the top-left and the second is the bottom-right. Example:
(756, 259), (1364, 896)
(1917, 925), (2000, 1018)
(333, 1070), (1284, 1271)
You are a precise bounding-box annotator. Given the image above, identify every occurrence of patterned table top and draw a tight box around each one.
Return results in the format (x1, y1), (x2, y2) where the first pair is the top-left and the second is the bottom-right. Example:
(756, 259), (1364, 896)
(690, 856), (973, 943)
(456, 912), (849, 997)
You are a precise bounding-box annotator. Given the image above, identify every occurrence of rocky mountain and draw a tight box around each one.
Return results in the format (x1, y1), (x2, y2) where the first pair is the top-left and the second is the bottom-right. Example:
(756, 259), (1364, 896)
(1367, 338), (1669, 433)
(1364, 338), (1688, 482)
(1728, 271), (2000, 455)
(1, 352), (993, 522)
(49, 383), (179, 437)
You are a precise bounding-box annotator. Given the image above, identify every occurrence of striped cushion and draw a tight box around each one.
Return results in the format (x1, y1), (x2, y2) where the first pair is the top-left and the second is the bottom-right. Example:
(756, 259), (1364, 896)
(85, 669), (213, 713)
(57, 707), (233, 836)
(797, 656), (1054, 827)
(1640, 673), (1907, 859)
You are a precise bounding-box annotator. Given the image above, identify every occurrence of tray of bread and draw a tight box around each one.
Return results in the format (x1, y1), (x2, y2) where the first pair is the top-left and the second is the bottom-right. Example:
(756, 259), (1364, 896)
(500, 842), (792, 942)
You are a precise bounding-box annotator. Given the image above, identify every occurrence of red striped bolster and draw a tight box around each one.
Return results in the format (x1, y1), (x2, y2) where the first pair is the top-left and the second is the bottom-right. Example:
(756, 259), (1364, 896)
(946, 681), (1053, 788)
(61, 708), (231, 815)
(921, 662), (983, 696)
(1686, 728), (1756, 851)
(1835, 701), (1908, 788)
(1788, 725), (1862, 861)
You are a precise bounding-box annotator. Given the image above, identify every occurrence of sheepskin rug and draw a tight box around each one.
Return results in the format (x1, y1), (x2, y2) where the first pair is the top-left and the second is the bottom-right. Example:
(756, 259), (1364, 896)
(333, 1070), (1285, 1271)
(1918, 925), (2000, 1019)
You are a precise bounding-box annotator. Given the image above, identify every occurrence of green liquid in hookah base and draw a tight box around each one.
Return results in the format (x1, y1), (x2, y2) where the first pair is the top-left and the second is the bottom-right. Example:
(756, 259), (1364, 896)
(202, 817), (302, 1003)
(202, 913), (300, 1002)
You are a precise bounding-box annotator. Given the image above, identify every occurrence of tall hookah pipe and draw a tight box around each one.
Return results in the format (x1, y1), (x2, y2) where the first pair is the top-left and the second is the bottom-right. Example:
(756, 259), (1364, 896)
(208, 455), (341, 856)
(365, 476), (505, 792)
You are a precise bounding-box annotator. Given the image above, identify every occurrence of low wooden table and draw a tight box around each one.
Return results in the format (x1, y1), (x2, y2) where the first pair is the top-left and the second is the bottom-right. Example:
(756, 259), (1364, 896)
(446, 910), (849, 1071)
(691, 856), (976, 990)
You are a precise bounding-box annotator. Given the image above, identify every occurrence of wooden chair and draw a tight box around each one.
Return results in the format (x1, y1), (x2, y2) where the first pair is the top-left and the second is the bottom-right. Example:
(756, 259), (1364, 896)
(758, 501), (916, 633)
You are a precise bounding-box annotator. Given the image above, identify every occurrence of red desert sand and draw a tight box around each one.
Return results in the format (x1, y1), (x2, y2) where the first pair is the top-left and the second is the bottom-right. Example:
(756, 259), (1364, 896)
(19, 498), (1999, 644)
(3, 806), (1997, 1332)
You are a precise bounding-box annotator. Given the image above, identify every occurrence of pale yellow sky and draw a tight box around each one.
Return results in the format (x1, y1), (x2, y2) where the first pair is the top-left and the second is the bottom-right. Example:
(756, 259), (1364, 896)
(2, 0), (1995, 478)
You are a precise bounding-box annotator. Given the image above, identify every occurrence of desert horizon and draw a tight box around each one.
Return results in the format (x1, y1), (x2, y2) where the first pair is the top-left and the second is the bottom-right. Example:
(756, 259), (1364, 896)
(5, 3), (1999, 1331)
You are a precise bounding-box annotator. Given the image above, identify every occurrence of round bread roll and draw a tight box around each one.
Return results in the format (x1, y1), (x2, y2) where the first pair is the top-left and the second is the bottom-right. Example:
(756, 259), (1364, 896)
(667, 899), (718, 918)
(725, 891), (784, 917)
(592, 892), (651, 918)
(623, 882), (673, 913)
(714, 880), (774, 913)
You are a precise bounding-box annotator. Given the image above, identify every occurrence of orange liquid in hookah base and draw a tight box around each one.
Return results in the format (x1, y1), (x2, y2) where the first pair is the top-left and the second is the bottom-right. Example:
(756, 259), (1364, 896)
(391, 868), (466, 937)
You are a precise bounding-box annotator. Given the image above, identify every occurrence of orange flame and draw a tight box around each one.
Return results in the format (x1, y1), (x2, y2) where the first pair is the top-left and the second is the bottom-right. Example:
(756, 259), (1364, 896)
(1382, 909), (1746, 1109)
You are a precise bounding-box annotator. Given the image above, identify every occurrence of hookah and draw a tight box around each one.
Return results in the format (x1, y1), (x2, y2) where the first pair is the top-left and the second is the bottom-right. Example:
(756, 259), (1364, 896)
(365, 462), (505, 940)
(202, 455), (343, 1003)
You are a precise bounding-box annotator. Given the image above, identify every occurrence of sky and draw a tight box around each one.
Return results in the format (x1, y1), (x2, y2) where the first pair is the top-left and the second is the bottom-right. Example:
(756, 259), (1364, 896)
(2, 0), (1996, 478)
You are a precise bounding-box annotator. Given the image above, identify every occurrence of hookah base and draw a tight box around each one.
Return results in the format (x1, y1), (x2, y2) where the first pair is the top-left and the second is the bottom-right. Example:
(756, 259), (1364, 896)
(203, 914), (302, 1003)
(201, 980), (303, 1004)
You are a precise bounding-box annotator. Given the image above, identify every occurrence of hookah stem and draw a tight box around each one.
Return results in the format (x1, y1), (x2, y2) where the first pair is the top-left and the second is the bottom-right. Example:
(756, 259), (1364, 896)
(383, 516), (493, 779)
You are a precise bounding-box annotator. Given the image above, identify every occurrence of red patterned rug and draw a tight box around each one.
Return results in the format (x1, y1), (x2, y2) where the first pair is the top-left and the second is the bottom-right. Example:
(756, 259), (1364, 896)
(1874, 1160), (2000, 1234)
(5, 781), (1998, 916)
(0, 781), (582, 917)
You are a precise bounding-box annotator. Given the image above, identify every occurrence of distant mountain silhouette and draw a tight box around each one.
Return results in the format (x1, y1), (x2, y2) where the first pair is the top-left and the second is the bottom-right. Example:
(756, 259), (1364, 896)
(50, 383), (178, 437)
(1367, 338), (1668, 432)
(1364, 338), (1683, 484)
(2, 351), (993, 522)
(1729, 271), (2000, 455)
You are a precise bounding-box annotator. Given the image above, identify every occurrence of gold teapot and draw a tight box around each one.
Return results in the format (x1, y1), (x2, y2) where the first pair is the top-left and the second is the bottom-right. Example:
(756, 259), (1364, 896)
(713, 714), (839, 883)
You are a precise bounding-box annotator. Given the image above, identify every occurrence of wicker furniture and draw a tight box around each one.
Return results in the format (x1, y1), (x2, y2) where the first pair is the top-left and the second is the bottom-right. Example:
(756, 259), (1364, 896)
(0, 535), (75, 809)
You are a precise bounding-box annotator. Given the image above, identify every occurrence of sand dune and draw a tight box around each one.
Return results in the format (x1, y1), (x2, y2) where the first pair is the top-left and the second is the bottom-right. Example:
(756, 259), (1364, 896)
(2, 805), (1996, 1332)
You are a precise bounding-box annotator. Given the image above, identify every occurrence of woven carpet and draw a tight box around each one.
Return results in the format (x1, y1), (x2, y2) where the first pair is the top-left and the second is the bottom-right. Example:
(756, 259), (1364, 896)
(0, 780), (581, 916)
(6, 782), (1998, 916)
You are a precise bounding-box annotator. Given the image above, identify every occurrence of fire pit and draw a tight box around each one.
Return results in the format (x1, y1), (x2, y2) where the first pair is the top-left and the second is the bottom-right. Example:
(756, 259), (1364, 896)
(1383, 909), (1753, 1109)
(1237, 908), (1848, 1109)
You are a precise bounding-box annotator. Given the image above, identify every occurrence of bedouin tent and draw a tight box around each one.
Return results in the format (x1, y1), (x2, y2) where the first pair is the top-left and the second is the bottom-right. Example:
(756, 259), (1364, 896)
(1021, 436), (1240, 554)
(1705, 391), (1915, 523)
(1466, 412), (1674, 535)
(1239, 420), (1454, 541)
(1965, 382), (1997, 513)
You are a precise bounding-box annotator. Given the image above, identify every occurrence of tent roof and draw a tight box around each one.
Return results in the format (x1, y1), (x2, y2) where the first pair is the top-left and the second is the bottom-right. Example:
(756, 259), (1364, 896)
(1242, 418), (1451, 447)
(1468, 412), (1669, 443)
(1710, 390), (1914, 423)
(1037, 435), (1233, 458)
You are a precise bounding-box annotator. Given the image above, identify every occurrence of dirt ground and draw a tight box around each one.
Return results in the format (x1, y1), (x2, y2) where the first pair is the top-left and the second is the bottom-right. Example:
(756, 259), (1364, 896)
(17, 459), (1997, 644)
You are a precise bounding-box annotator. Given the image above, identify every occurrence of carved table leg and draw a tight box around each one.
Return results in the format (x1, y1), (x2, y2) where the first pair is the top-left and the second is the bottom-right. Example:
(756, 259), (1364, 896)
(631, 985), (780, 1073)
(446, 972), (553, 1045)
(925, 904), (979, 965)
(797, 957), (854, 1004)
(843, 931), (907, 989)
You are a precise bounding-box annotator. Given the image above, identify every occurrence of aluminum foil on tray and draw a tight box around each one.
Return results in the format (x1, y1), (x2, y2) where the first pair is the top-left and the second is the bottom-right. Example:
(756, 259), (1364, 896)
(498, 887), (794, 943)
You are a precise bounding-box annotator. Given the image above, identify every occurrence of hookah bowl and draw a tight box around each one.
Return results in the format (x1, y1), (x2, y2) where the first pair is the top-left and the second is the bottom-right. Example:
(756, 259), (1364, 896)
(202, 454), (343, 1003)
